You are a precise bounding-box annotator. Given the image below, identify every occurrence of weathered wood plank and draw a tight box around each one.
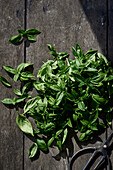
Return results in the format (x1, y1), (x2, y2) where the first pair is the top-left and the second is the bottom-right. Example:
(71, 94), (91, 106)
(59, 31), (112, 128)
(0, 0), (24, 169)
(24, 0), (107, 170)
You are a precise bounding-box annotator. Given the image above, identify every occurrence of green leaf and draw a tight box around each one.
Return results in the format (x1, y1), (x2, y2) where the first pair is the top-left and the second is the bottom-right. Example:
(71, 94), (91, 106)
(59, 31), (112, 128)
(80, 120), (89, 126)
(47, 44), (56, 52)
(25, 29), (41, 35)
(99, 122), (106, 128)
(106, 113), (112, 125)
(57, 138), (62, 151)
(33, 82), (45, 91)
(9, 34), (22, 44)
(14, 89), (22, 96)
(18, 29), (25, 34)
(97, 53), (108, 64)
(21, 72), (35, 78)
(67, 118), (72, 128)
(92, 94), (108, 104)
(90, 126), (98, 131)
(15, 96), (26, 104)
(56, 129), (63, 136)
(62, 128), (68, 144)
(58, 52), (69, 60)
(37, 138), (47, 152)
(72, 46), (78, 57)
(84, 68), (97, 72)
(76, 44), (84, 58)
(49, 85), (61, 91)
(2, 98), (14, 105)
(24, 97), (38, 114)
(16, 114), (34, 136)
(17, 63), (33, 72)
(56, 92), (64, 105)
(3, 66), (17, 74)
(0, 76), (11, 87)
(85, 130), (93, 136)
(22, 82), (32, 93)
(79, 133), (86, 141)
(26, 35), (37, 42)
(48, 137), (55, 147)
(14, 73), (20, 82)
(78, 101), (85, 111)
(29, 143), (38, 158)
(20, 76), (30, 81)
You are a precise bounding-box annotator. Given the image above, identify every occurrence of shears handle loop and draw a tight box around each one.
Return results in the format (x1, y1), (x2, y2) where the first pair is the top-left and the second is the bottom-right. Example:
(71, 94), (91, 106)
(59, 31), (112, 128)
(69, 147), (96, 170)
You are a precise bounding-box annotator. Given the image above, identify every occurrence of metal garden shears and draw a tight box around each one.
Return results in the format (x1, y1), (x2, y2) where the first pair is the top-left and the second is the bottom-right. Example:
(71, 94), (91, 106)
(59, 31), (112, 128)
(69, 130), (113, 170)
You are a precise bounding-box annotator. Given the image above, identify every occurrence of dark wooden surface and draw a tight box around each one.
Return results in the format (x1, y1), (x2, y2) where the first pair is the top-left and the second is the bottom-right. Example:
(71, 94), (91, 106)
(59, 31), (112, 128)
(0, 0), (113, 169)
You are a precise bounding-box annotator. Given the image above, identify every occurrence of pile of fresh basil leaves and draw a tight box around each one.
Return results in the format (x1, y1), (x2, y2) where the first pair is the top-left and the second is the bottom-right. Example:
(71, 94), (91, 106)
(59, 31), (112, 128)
(0, 30), (113, 158)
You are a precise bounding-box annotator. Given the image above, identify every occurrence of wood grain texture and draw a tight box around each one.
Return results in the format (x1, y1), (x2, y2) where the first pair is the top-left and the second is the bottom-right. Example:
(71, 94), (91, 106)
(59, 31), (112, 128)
(0, 0), (24, 170)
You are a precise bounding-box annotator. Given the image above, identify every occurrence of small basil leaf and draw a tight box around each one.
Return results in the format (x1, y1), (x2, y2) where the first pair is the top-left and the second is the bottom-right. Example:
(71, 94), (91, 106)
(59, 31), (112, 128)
(92, 94), (108, 104)
(47, 137), (55, 147)
(79, 133), (86, 141)
(21, 72), (35, 78)
(14, 89), (22, 96)
(15, 96), (26, 103)
(36, 138), (47, 152)
(16, 114), (34, 136)
(18, 29), (25, 34)
(0, 76), (11, 87)
(25, 29), (41, 35)
(17, 63), (33, 72)
(2, 98), (14, 105)
(29, 143), (38, 158)
(47, 44), (56, 52)
(26, 35), (37, 42)
(22, 82), (32, 93)
(9, 34), (22, 44)
(57, 138), (62, 151)
(62, 128), (68, 144)
(14, 73), (20, 82)
(3, 66), (17, 74)
(78, 101), (85, 111)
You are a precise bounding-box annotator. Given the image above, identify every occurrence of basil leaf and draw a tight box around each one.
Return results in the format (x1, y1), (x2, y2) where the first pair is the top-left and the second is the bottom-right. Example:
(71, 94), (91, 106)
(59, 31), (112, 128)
(17, 63), (33, 72)
(15, 96), (26, 104)
(22, 82), (32, 93)
(79, 133), (86, 141)
(3, 66), (17, 74)
(14, 73), (20, 82)
(78, 101), (85, 111)
(26, 35), (37, 42)
(24, 97), (38, 114)
(14, 89), (22, 96)
(47, 137), (55, 147)
(25, 29), (41, 35)
(0, 76), (11, 87)
(47, 44), (56, 52)
(92, 94), (108, 104)
(21, 72), (35, 78)
(62, 128), (68, 144)
(57, 138), (62, 151)
(16, 114), (34, 136)
(18, 29), (25, 34)
(9, 34), (22, 44)
(36, 138), (47, 152)
(2, 98), (14, 105)
(72, 46), (78, 58)
(29, 143), (38, 158)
